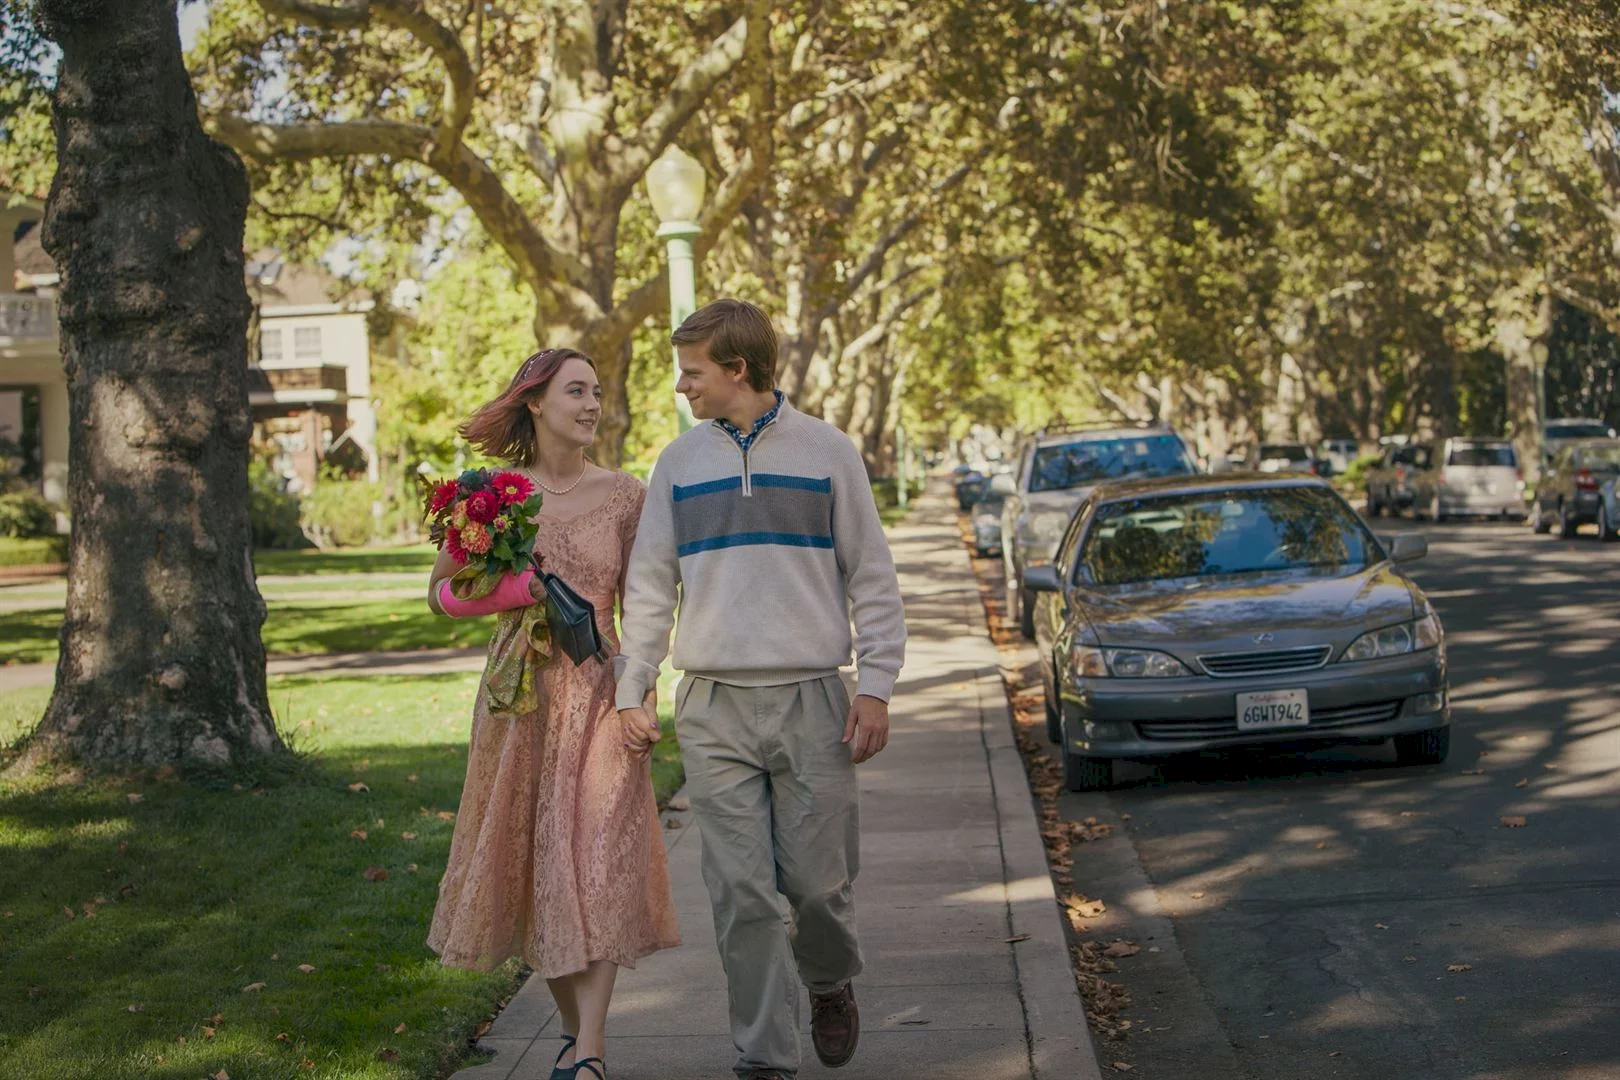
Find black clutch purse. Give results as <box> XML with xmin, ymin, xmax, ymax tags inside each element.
<box><xmin>529</xmin><ymin>552</ymin><xmax>610</xmax><ymax>666</ymax></box>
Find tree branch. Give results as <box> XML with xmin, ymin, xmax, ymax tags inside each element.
<box><xmin>613</xmin><ymin>5</ymin><xmax>756</xmax><ymax>191</ymax></box>
<box><xmin>256</xmin><ymin>0</ymin><xmax>476</xmax><ymax>153</ymax></box>
<box><xmin>211</xmin><ymin>115</ymin><xmax>590</xmax><ymax>296</ymax></box>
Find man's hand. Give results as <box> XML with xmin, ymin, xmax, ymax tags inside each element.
<box><xmin>620</xmin><ymin>699</ymin><xmax>661</xmax><ymax>758</ymax></box>
<box><xmin>842</xmin><ymin>694</ymin><xmax>890</xmax><ymax>764</ymax></box>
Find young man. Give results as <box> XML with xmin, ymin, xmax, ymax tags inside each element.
<box><xmin>616</xmin><ymin>298</ymin><xmax>906</xmax><ymax>1079</ymax></box>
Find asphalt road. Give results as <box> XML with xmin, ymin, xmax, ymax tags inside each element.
<box><xmin>1010</xmin><ymin>515</ymin><xmax>1620</xmax><ymax>1079</ymax></box>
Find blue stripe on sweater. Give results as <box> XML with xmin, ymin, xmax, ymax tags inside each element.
<box><xmin>673</xmin><ymin>476</ymin><xmax>743</xmax><ymax>502</ymax></box>
<box><xmin>677</xmin><ymin>532</ymin><xmax>836</xmax><ymax>557</ymax></box>
<box><xmin>751</xmin><ymin>473</ymin><xmax>833</xmax><ymax>494</ymax></box>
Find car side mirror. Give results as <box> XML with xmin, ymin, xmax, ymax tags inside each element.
<box><xmin>1022</xmin><ymin>565</ymin><xmax>1064</xmax><ymax>593</ymax></box>
<box><xmin>1388</xmin><ymin>534</ymin><xmax>1427</xmax><ymax>563</ymax></box>
<box><xmin>989</xmin><ymin>474</ymin><xmax>1016</xmax><ymax>496</ymax></box>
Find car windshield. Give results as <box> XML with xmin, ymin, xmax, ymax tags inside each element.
<box><xmin>1078</xmin><ymin>487</ymin><xmax>1379</xmax><ymax>586</ymax></box>
<box><xmin>1259</xmin><ymin>444</ymin><xmax>1310</xmax><ymax>460</ymax></box>
<box><xmin>1028</xmin><ymin>435</ymin><xmax>1194</xmax><ymax>493</ymax></box>
<box><xmin>1548</xmin><ymin>422</ymin><xmax>1611</xmax><ymax>438</ymax></box>
<box><xmin>1448</xmin><ymin>445</ymin><xmax>1516</xmax><ymax>467</ymax></box>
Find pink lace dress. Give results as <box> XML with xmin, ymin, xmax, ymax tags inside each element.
<box><xmin>428</xmin><ymin>471</ymin><xmax>680</xmax><ymax>976</ymax></box>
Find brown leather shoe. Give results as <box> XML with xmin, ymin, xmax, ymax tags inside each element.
<box><xmin>809</xmin><ymin>982</ymin><xmax>860</xmax><ymax>1068</ymax></box>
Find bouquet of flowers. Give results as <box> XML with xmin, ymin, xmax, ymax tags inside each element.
<box><xmin>425</xmin><ymin>468</ymin><xmax>544</xmax><ymax>574</ymax></box>
<box><xmin>423</xmin><ymin>468</ymin><xmax>550</xmax><ymax>715</ymax></box>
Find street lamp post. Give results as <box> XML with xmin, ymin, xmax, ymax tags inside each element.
<box><xmin>645</xmin><ymin>145</ymin><xmax>708</xmax><ymax>433</ymax></box>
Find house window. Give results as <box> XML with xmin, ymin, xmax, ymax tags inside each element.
<box><xmin>294</xmin><ymin>326</ymin><xmax>323</xmax><ymax>362</ymax></box>
<box><xmin>260</xmin><ymin>328</ymin><xmax>283</xmax><ymax>363</ymax></box>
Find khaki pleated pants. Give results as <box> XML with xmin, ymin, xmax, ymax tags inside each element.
<box><xmin>675</xmin><ymin>674</ymin><xmax>863</xmax><ymax>1079</ymax></box>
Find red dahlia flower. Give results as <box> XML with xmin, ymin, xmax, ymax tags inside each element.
<box><xmin>428</xmin><ymin>479</ymin><xmax>460</xmax><ymax>515</ymax></box>
<box><xmin>465</xmin><ymin>489</ymin><xmax>500</xmax><ymax>524</ymax></box>
<box><xmin>490</xmin><ymin>470</ymin><xmax>536</xmax><ymax>507</ymax></box>
<box><xmin>445</xmin><ymin>526</ymin><xmax>468</xmax><ymax>565</ymax></box>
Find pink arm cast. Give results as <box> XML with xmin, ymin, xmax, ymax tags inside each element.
<box><xmin>436</xmin><ymin>569</ymin><xmax>538</xmax><ymax>617</ymax></box>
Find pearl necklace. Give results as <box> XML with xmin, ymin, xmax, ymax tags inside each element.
<box><xmin>529</xmin><ymin>464</ymin><xmax>588</xmax><ymax>496</ymax></box>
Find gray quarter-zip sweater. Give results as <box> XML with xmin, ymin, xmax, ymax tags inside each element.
<box><xmin>614</xmin><ymin>398</ymin><xmax>906</xmax><ymax>709</ymax></box>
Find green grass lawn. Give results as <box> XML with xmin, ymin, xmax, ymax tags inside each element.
<box><xmin>253</xmin><ymin>546</ymin><xmax>439</xmax><ymax>578</ymax></box>
<box><xmin>0</xmin><ymin>671</ymin><xmax>684</xmax><ymax>1080</ymax></box>
<box><xmin>0</xmin><ymin>598</ymin><xmax>464</xmax><ymax>666</ymax></box>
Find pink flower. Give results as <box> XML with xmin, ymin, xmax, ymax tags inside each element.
<box><xmin>491</xmin><ymin>470</ymin><xmax>536</xmax><ymax>507</ymax></box>
<box><xmin>461</xmin><ymin>520</ymin><xmax>493</xmax><ymax>555</ymax></box>
<box><xmin>444</xmin><ymin>527</ymin><xmax>468</xmax><ymax>564</ymax></box>
<box><xmin>465</xmin><ymin>489</ymin><xmax>500</xmax><ymax>524</ymax></box>
<box><xmin>427</xmin><ymin>479</ymin><xmax>460</xmax><ymax>515</ymax></box>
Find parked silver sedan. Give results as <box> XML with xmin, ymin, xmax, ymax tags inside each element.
<box><xmin>1024</xmin><ymin>474</ymin><xmax>1450</xmax><ymax>790</ymax></box>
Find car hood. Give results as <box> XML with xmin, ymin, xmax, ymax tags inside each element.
<box><xmin>1077</xmin><ymin>564</ymin><xmax>1419</xmax><ymax>654</ymax></box>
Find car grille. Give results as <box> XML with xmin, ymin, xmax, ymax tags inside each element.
<box><xmin>1197</xmin><ymin>645</ymin><xmax>1332</xmax><ymax>678</ymax></box>
<box><xmin>1135</xmin><ymin>700</ymin><xmax>1404</xmax><ymax>741</ymax></box>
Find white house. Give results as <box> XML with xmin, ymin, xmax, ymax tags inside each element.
<box><xmin>0</xmin><ymin>196</ymin><xmax>378</xmax><ymax>504</ymax></box>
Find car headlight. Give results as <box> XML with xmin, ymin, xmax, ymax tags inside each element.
<box><xmin>1070</xmin><ymin>645</ymin><xmax>1190</xmax><ymax>678</ymax></box>
<box><xmin>1340</xmin><ymin>610</ymin><xmax>1443</xmax><ymax>662</ymax></box>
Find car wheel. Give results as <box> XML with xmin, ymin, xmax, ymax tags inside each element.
<box><xmin>1045</xmin><ymin>677</ymin><xmax>1062</xmax><ymax>745</ymax></box>
<box><xmin>1063</xmin><ymin>749</ymin><xmax>1116</xmax><ymax>791</ymax></box>
<box><xmin>1018</xmin><ymin>587</ymin><xmax>1036</xmax><ymax>640</ymax></box>
<box><xmin>1393</xmin><ymin>726</ymin><xmax>1451</xmax><ymax>767</ymax></box>
<box><xmin>1532</xmin><ymin>502</ymin><xmax>1552</xmax><ymax>534</ymax></box>
<box><xmin>1600</xmin><ymin>502</ymin><xmax>1618</xmax><ymax>543</ymax></box>
<box><xmin>1558</xmin><ymin>501</ymin><xmax>1579</xmax><ymax>539</ymax></box>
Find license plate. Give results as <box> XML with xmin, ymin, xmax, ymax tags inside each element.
<box><xmin>1236</xmin><ymin>689</ymin><xmax>1309</xmax><ymax>731</ymax></box>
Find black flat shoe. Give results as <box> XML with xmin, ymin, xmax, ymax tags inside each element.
<box><xmin>549</xmin><ymin>1034</ymin><xmax>577</xmax><ymax>1080</ymax></box>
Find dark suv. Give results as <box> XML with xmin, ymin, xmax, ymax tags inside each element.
<box><xmin>1000</xmin><ymin>423</ymin><xmax>1198</xmax><ymax>638</ymax></box>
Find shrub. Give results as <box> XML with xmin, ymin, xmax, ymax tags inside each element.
<box><xmin>1339</xmin><ymin>453</ymin><xmax>1384</xmax><ymax>492</ymax></box>
<box><xmin>0</xmin><ymin>490</ymin><xmax>58</xmax><ymax>539</ymax></box>
<box><xmin>0</xmin><ymin>535</ymin><xmax>68</xmax><ymax>567</ymax></box>
<box><xmin>249</xmin><ymin>461</ymin><xmax>308</xmax><ymax>550</ymax></box>
<box><xmin>300</xmin><ymin>477</ymin><xmax>385</xmax><ymax>548</ymax></box>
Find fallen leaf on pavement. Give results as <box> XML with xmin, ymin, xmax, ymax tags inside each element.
<box><xmin>242</xmin><ymin>983</ymin><xmax>266</xmax><ymax>993</ymax></box>
<box><xmin>1005</xmin><ymin>934</ymin><xmax>1031</xmax><ymax>943</ymax></box>
<box><xmin>1500</xmin><ymin>816</ymin><xmax>1528</xmax><ymax>828</ymax></box>
<box><xmin>1455</xmin><ymin>996</ymin><xmax>1468</xmax><ymax>1002</ymax></box>
<box><xmin>1461</xmin><ymin>769</ymin><xmax>1484</xmax><ymax>776</ymax></box>
<box><xmin>1447</xmin><ymin>964</ymin><xmax>1473</xmax><ymax>973</ymax></box>
<box><xmin>1329</xmin><ymin>1051</ymin><xmax>1342</xmax><ymax>1057</ymax></box>
<box><xmin>1514</xmin><ymin>778</ymin><xmax>1529</xmax><ymax>789</ymax></box>
<box><xmin>1190</xmin><ymin>891</ymin><xmax>1206</xmax><ymax>900</ymax></box>
<box><xmin>668</xmin><ymin>795</ymin><xmax>691</xmax><ymax>811</ymax></box>
<box><xmin>1112</xmin><ymin>1063</ymin><xmax>1133</xmax><ymax>1072</ymax></box>
<box><xmin>1316</xmin><ymin>841</ymin><xmax>1327</xmax><ymax>849</ymax></box>
<box><xmin>1104</xmin><ymin>941</ymin><xmax>1142</xmax><ymax>958</ymax></box>
<box><xmin>1375</xmin><ymin>923</ymin><xmax>1389</xmax><ymax>930</ymax></box>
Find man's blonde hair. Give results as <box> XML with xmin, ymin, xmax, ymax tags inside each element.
<box><xmin>672</xmin><ymin>298</ymin><xmax>777</xmax><ymax>392</ymax></box>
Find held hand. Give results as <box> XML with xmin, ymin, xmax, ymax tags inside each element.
<box><xmin>528</xmin><ymin>573</ymin><xmax>545</xmax><ymax>602</ymax></box>
<box><xmin>620</xmin><ymin>705</ymin><xmax>661</xmax><ymax>758</ymax></box>
<box><xmin>842</xmin><ymin>694</ymin><xmax>890</xmax><ymax>764</ymax></box>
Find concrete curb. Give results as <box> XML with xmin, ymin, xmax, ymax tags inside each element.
<box><xmin>952</xmin><ymin>567</ymin><xmax>1106</xmax><ymax>1080</ymax></box>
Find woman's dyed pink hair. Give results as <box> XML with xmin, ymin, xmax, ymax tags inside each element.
<box><xmin>460</xmin><ymin>348</ymin><xmax>597</xmax><ymax>466</ymax></box>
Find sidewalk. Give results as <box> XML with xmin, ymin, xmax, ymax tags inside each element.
<box><xmin>451</xmin><ymin>482</ymin><xmax>1101</xmax><ymax>1080</ymax></box>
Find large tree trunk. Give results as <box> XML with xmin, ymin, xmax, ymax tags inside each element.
<box><xmin>1496</xmin><ymin>284</ymin><xmax>1554</xmax><ymax>483</ymax></box>
<box><xmin>15</xmin><ymin>0</ymin><xmax>284</xmax><ymax>775</ymax></box>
